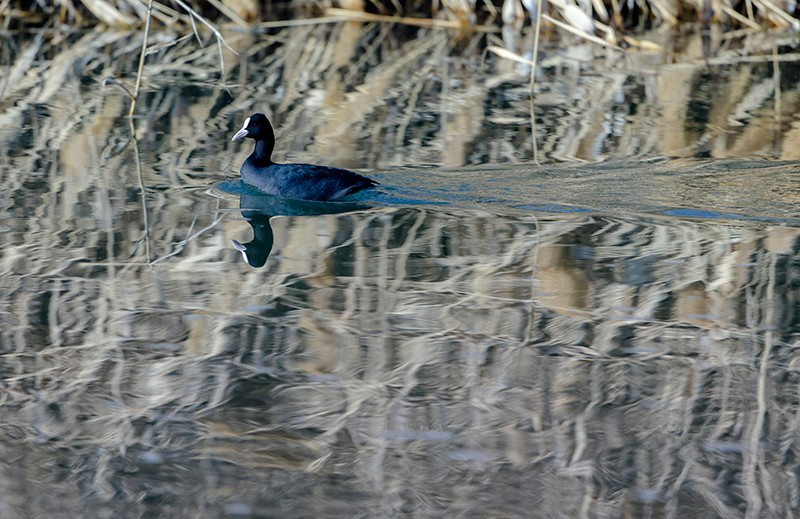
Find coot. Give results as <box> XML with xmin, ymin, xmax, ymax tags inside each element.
<box><xmin>231</xmin><ymin>113</ymin><xmax>377</xmax><ymax>201</ymax></box>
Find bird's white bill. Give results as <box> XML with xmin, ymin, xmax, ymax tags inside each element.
<box><xmin>231</xmin><ymin>117</ymin><xmax>250</xmax><ymax>141</ymax></box>
<box><xmin>231</xmin><ymin>239</ymin><xmax>248</xmax><ymax>262</ymax></box>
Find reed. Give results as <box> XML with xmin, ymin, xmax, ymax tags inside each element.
<box><xmin>3</xmin><ymin>0</ymin><xmax>799</xmax><ymax>34</ymax></box>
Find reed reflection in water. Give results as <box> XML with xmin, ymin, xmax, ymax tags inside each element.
<box><xmin>2</xmin><ymin>191</ymin><xmax>800</xmax><ymax>516</ymax></box>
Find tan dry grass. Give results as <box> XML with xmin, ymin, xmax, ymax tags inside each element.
<box><xmin>5</xmin><ymin>0</ymin><xmax>800</xmax><ymax>34</ymax></box>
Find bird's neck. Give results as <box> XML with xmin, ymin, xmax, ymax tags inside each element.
<box><xmin>251</xmin><ymin>139</ymin><xmax>274</xmax><ymax>163</ymax></box>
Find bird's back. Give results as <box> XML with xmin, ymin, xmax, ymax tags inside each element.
<box><xmin>241</xmin><ymin>160</ymin><xmax>377</xmax><ymax>201</ymax></box>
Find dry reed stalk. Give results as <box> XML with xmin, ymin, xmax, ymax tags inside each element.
<box><xmin>541</xmin><ymin>13</ymin><xmax>624</xmax><ymax>50</ymax></box>
<box><xmin>488</xmin><ymin>44</ymin><xmax>537</xmax><ymax>64</ymax></box>
<box><xmin>324</xmin><ymin>7</ymin><xmax>500</xmax><ymax>32</ymax></box>
<box><xmin>255</xmin><ymin>16</ymin><xmax>356</xmax><ymax>27</ymax></box>
<box><xmin>206</xmin><ymin>0</ymin><xmax>250</xmax><ymax>26</ymax></box>
<box><xmin>129</xmin><ymin>0</ymin><xmax>153</xmax><ymax>117</ymax></box>
<box><xmin>529</xmin><ymin>0</ymin><xmax>543</xmax><ymax>165</ymax></box>
<box><xmin>78</xmin><ymin>0</ymin><xmax>137</xmax><ymax>28</ymax></box>
<box><xmin>720</xmin><ymin>4</ymin><xmax>763</xmax><ymax>28</ymax></box>
<box><xmin>140</xmin><ymin>0</ymin><xmax>181</xmax><ymax>24</ymax></box>
<box><xmin>130</xmin><ymin>119</ymin><xmax>152</xmax><ymax>263</ymax></box>
<box><xmin>6</xmin><ymin>0</ymin><xmax>800</xmax><ymax>35</ymax></box>
<box><xmin>620</xmin><ymin>34</ymin><xmax>664</xmax><ymax>50</ymax></box>
<box><xmin>171</xmin><ymin>0</ymin><xmax>238</xmax><ymax>77</ymax></box>
<box><xmin>121</xmin><ymin>0</ymin><xmax>239</xmax><ymax>126</ymax></box>
<box><xmin>337</xmin><ymin>0</ymin><xmax>366</xmax><ymax>9</ymax></box>
<box><xmin>753</xmin><ymin>0</ymin><xmax>800</xmax><ymax>28</ymax></box>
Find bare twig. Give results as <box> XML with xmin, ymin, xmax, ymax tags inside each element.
<box><xmin>102</xmin><ymin>77</ymin><xmax>135</xmax><ymax>101</ymax></box>
<box><xmin>531</xmin><ymin>0</ymin><xmax>543</xmax><ymax>165</ymax></box>
<box><xmin>171</xmin><ymin>0</ymin><xmax>240</xmax><ymax>78</ymax></box>
<box><xmin>324</xmin><ymin>7</ymin><xmax>500</xmax><ymax>32</ymax></box>
<box><xmin>541</xmin><ymin>13</ymin><xmax>625</xmax><ymax>51</ymax></box>
<box><xmin>129</xmin><ymin>0</ymin><xmax>153</xmax><ymax>117</ymax></box>
<box><xmin>205</xmin><ymin>0</ymin><xmax>248</xmax><ymax>27</ymax></box>
<box><xmin>188</xmin><ymin>10</ymin><xmax>202</xmax><ymax>46</ymax></box>
<box><xmin>129</xmin><ymin>118</ymin><xmax>151</xmax><ymax>263</ymax></box>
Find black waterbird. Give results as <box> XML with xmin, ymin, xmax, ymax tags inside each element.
<box><xmin>231</xmin><ymin>113</ymin><xmax>377</xmax><ymax>201</ymax></box>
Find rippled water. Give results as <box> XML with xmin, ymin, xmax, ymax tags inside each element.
<box><xmin>2</xmin><ymin>24</ymin><xmax>800</xmax><ymax>518</ymax></box>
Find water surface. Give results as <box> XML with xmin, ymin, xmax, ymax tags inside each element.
<box><xmin>1</xmin><ymin>24</ymin><xmax>800</xmax><ymax>518</ymax></box>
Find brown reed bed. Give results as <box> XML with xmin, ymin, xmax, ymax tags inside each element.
<box><xmin>3</xmin><ymin>0</ymin><xmax>800</xmax><ymax>35</ymax></box>
<box><xmin>4</xmin><ymin>0</ymin><xmax>799</xmax><ymax>127</ymax></box>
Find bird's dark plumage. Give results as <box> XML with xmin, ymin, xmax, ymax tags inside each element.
<box><xmin>231</xmin><ymin>113</ymin><xmax>377</xmax><ymax>201</ymax></box>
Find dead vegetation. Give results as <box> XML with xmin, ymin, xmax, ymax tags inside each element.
<box><xmin>4</xmin><ymin>0</ymin><xmax>799</xmax><ymax>155</ymax></box>
<box><xmin>3</xmin><ymin>0</ymin><xmax>800</xmax><ymax>34</ymax></box>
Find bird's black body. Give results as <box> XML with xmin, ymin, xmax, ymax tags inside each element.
<box><xmin>232</xmin><ymin>113</ymin><xmax>377</xmax><ymax>201</ymax></box>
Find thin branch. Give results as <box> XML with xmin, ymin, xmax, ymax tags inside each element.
<box><xmin>102</xmin><ymin>77</ymin><xmax>135</xmax><ymax>101</ymax></box>
<box><xmin>128</xmin><ymin>118</ymin><xmax>151</xmax><ymax>263</ymax></box>
<box><xmin>171</xmin><ymin>0</ymin><xmax>240</xmax><ymax>78</ymax></box>
<box><xmin>129</xmin><ymin>0</ymin><xmax>153</xmax><ymax>118</ymax></box>
<box><xmin>531</xmin><ymin>0</ymin><xmax>543</xmax><ymax>165</ymax></box>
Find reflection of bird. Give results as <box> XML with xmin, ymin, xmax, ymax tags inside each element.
<box><xmin>231</xmin><ymin>113</ymin><xmax>377</xmax><ymax>201</ymax></box>
<box><xmin>231</xmin><ymin>214</ymin><xmax>274</xmax><ymax>269</ymax></box>
<box><xmin>232</xmin><ymin>192</ymin><xmax>370</xmax><ymax>268</ymax></box>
